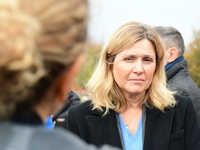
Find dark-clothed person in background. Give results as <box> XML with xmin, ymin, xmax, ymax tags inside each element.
<box><xmin>53</xmin><ymin>90</ymin><xmax>81</xmax><ymax>129</ymax></box>
<box><xmin>154</xmin><ymin>26</ymin><xmax>200</xmax><ymax>121</ymax></box>
<box><xmin>0</xmin><ymin>0</ymin><xmax>120</xmax><ymax>150</ymax></box>
<box><xmin>67</xmin><ymin>21</ymin><xmax>200</xmax><ymax>150</ymax></box>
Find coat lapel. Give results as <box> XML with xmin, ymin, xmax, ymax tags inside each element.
<box><xmin>86</xmin><ymin>109</ymin><xmax>122</xmax><ymax>149</ymax></box>
<box><xmin>144</xmin><ymin>107</ymin><xmax>175</xmax><ymax>150</ymax></box>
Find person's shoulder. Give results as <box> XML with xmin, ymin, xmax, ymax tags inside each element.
<box><xmin>0</xmin><ymin>122</ymin><xmax>120</xmax><ymax>150</ymax></box>
<box><xmin>32</xmin><ymin>127</ymin><xmax>120</xmax><ymax>150</ymax></box>
<box><xmin>174</xmin><ymin>94</ymin><xmax>189</xmax><ymax>101</ymax></box>
<box><xmin>173</xmin><ymin>94</ymin><xmax>193</xmax><ymax>111</ymax></box>
<box><xmin>0</xmin><ymin>122</ymin><xmax>90</xmax><ymax>150</ymax></box>
<box><xmin>31</xmin><ymin>127</ymin><xmax>91</xmax><ymax>150</ymax></box>
<box><xmin>38</xmin><ymin>127</ymin><xmax>78</xmax><ymax>140</ymax></box>
<box><xmin>72</xmin><ymin>100</ymin><xmax>92</xmax><ymax>111</ymax></box>
<box><xmin>174</xmin><ymin>94</ymin><xmax>190</xmax><ymax>104</ymax></box>
<box><xmin>67</xmin><ymin>100</ymin><xmax>94</xmax><ymax>117</ymax></box>
<box><xmin>68</xmin><ymin>91</ymin><xmax>81</xmax><ymax>104</ymax></box>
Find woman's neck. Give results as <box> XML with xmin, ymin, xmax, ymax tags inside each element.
<box><xmin>124</xmin><ymin>92</ymin><xmax>145</xmax><ymax>108</ymax></box>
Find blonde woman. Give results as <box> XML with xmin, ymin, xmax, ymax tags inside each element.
<box><xmin>67</xmin><ymin>21</ymin><xmax>200</xmax><ymax>150</ymax></box>
<box><xmin>0</xmin><ymin>0</ymin><xmax>119</xmax><ymax>150</ymax></box>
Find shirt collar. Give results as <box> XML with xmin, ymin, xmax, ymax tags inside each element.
<box><xmin>165</xmin><ymin>56</ymin><xmax>184</xmax><ymax>71</ymax></box>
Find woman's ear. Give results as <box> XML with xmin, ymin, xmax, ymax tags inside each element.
<box><xmin>166</xmin><ymin>47</ymin><xmax>179</xmax><ymax>63</ymax></box>
<box><xmin>55</xmin><ymin>54</ymin><xmax>85</xmax><ymax>102</ymax></box>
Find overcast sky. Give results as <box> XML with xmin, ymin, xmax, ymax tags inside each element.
<box><xmin>87</xmin><ymin>0</ymin><xmax>200</xmax><ymax>47</ymax></box>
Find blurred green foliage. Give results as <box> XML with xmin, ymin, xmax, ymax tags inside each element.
<box><xmin>75</xmin><ymin>43</ymin><xmax>102</xmax><ymax>89</ymax></box>
<box><xmin>185</xmin><ymin>30</ymin><xmax>200</xmax><ymax>88</ymax></box>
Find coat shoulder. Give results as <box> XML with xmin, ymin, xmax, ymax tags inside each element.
<box><xmin>174</xmin><ymin>94</ymin><xmax>189</xmax><ymax>103</ymax></box>
<box><xmin>172</xmin><ymin>94</ymin><xmax>195</xmax><ymax>116</ymax></box>
<box><xmin>69</xmin><ymin>100</ymin><xmax>94</xmax><ymax>116</ymax></box>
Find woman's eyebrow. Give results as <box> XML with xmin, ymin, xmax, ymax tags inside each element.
<box><xmin>123</xmin><ymin>53</ymin><xmax>155</xmax><ymax>58</ymax></box>
<box><xmin>143</xmin><ymin>54</ymin><xmax>155</xmax><ymax>58</ymax></box>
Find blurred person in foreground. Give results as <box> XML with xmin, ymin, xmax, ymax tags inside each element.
<box><xmin>67</xmin><ymin>21</ymin><xmax>200</xmax><ymax>150</ymax></box>
<box><xmin>154</xmin><ymin>26</ymin><xmax>200</xmax><ymax>121</ymax></box>
<box><xmin>0</xmin><ymin>0</ymin><xmax>120</xmax><ymax>150</ymax></box>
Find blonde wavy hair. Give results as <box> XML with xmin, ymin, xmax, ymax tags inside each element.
<box><xmin>86</xmin><ymin>21</ymin><xmax>176</xmax><ymax>115</ymax></box>
<box><xmin>0</xmin><ymin>0</ymin><xmax>87</xmax><ymax>118</ymax></box>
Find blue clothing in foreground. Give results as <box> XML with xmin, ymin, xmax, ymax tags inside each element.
<box><xmin>45</xmin><ymin>116</ymin><xmax>54</xmax><ymax>129</ymax></box>
<box><xmin>118</xmin><ymin>114</ymin><xmax>143</xmax><ymax>150</ymax></box>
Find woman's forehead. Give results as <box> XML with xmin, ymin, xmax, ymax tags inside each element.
<box><xmin>116</xmin><ymin>39</ymin><xmax>156</xmax><ymax>56</ymax></box>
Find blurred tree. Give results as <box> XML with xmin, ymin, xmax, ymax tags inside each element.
<box><xmin>185</xmin><ymin>30</ymin><xmax>200</xmax><ymax>88</ymax></box>
<box><xmin>74</xmin><ymin>43</ymin><xmax>102</xmax><ymax>89</ymax></box>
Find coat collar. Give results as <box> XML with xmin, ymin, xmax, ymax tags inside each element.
<box><xmin>87</xmin><ymin>109</ymin><xmax>123</xmax><ymax>149</ymax></box>
<box><xmin>166</xmin><ymin>59</ymin><xmax>188</xmax><ymax>81</ymax></box>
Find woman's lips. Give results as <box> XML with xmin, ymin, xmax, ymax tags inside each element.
<box><xmin>129</xmin><ymin>79</ymin><xmax>144</xmax><ymax>83</ymax></box>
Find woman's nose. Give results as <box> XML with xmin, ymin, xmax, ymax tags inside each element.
<box><xmin>132</xmin><ymin>60</ymin><xmax>143</xmax><ymax>74</ymax></box>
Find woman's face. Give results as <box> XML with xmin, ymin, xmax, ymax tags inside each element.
<box><xmin>112</xmin><ymin>39</ymin><xmax>156</xmax><ymax>96</ymax></box>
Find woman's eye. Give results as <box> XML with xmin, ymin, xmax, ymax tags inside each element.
<box><xmin>144</xmin><ymin>57</ymin><xmax>153</xmax><ymax>62</ymax></box>
<box><xmin>124</xmin><ymin>57</ymin><xmax>135</xmax><ymax>61</ymax></box>
<box><xmin>125</xmin><ymin>57</ymin><xmax>132</xmax><ymax>60</ymax></box>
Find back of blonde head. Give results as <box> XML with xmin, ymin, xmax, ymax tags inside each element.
<box><xmin>86</xmin><ymin>21</ymin><xmax>176</xmax><ymax>115</ymax></box>
<box><xmin>0</xmin><ymin>0</ymin><xmax>87</xmax><ymax>118</ymax></box>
